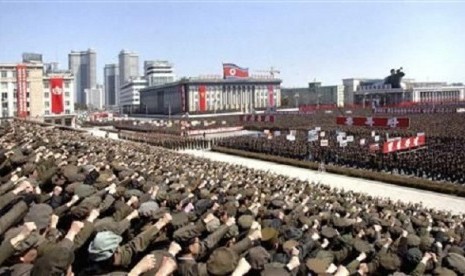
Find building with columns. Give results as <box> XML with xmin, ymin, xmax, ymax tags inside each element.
<box><xmin>139</xmin><ymin>75</ymin><xmax>281</xmax><ymax>115</ymax></box>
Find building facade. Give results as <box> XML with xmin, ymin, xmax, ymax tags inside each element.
<box><xmin>68</xmin><ymin>49</ymin><xmax>97</xmax><ymax>104</ymax></box>
<box><xmin>104</xmin><ymin>64</ymin><xmax>119</xmax><ymax>106</ymax></box>
<box><xmin>309</xmin><ymin>82</ymin><xmax>344</xmax><ymax>107</ymax></box>
<box><xmin>1</xmin><ymin>63</ymin><xmax>44</xmax><ymax>118</ymax></box>
<box><xmin>43</xmin><ymin>72</ymin><xmax>75</xmax><ymax>115</ymax></box>
<box><xmin>144</xmin><ymin>60</ymin><xmax>176</xmax><ymax>86</ymax></box>
<box><xmin>139</xmin><ymin>76</ymin><xmax>281</xmax><ymax>115</ymax></box>
<box><xmin>85</xmin><ymin>85</ymin><xmax>104</xmax><ymax>110</ymax></box>
<box><xmin>1</xmin><ymin>62</ymin><xmax>75</xmax><ymax>120</ymax></box>
<box><xmin>120</xmin><ymin>78</ymin><xmax>148</xmax><ymax>113</ymax></box>
<box><xmin>118</xmin><ymin>50</ymin><xmax>139</xmax><ymax>87</ymax></box>
<box><xmin>352</xmin><ymin>81</ymin><xmax>465</xmax><ymax>106</ymax></box>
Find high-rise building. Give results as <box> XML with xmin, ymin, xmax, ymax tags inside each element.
<box><xmin>68</xmin><ymin>49</ymin><xmax>96</xmax><ymax>104</ymax></box>
<box><xmin>85</xmin><ymin>84</ymin><xmax>104</xmax><ymax>110</ymax></box>
<box><xmin>104</xmin><ymin>64</ymin><xmax>119</xmax><ymax>106</ymax></box>
<box><xmin>118</xmin><ymin>50</ymin><xmax>139</xmax><ymax>87</ymax></box>
<box><xmin>144</xmin><ymin>60</ymin><xmax>176</xmax><ymax>86</ymax></box>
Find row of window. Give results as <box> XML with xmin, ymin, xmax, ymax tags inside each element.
<box><xmin>1</xmin><ymin>81</ymin><xmax>71</xmax><ymax>89</ymax></box>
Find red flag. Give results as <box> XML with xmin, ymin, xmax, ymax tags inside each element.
<box><xmin>223</xmin><ymin>63</ymin><xmax>249</xmax><ymax>79</ymax></box>
<box><xmin>198</xmin><ymin>85</ymin><xmax>206</xmax><ymax>112</ymax></box>
<box><xmin>50</xmin><ymin>77</ymin><xmax>64</xmax><ymax>114</ymax></box>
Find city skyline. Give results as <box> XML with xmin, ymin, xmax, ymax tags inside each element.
<box><xmin>1</xmin><ymin>1</ymin><xmax>464</xmax><ymax>87</ymax></box>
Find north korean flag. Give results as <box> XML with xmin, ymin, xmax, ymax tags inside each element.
<box><xmin>223</xmin><ymin>63</ymin><xmax>249</xmax><ymax>79</ymax></box>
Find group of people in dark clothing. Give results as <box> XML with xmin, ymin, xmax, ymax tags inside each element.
<box><xmin>0</xmin><ymin>121</ymin><xmax>465</xmax><ymax>276</ymax></box>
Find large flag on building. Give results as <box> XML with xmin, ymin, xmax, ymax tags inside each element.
<box><xmin>198</xmin><ymin>85</ymin><xmax>206</xmax><ymax>112</ymax></box>
<box><xmin>223</xmin><ymin>63</ymin><xmax>249</xmax><ymax>79</ymax></box>
<box><xmin>16</xmin><ymin>64</ymin><xmax>28</xmax><ymax>118</ymax></box>
<box><xmin>50</xmin><ymin>77</ymin><xmax>64</xmax><ymax>114</ymax></box>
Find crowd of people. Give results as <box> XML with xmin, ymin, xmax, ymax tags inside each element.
<box><xmin>0</xmin><ymin>121</ymin><xmax>465</xmax><ymax>276</ymax></box>
<box><xmin>215</xmin><ymin>112</ymin><xmax>465</xmax><ymax>184</ymax></box>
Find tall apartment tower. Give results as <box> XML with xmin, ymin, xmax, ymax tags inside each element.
<box><xmin>118</xmin><ymin>50</ymin><xmax>139</xmax><ymax>87</ymax></box>
<box><xmin>68</xmin><ymin>49</ymin><xmax>96</xmax><ymax>104</ymax></box>
<box><xmin>104</xmin><ymin>64</ymin><xmax>119</xmax><ymax>106</ymax></box>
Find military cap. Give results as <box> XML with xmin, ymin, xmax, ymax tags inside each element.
<box><xmin>353</xmin><ymin>239</ymin><xmax>372</xmax><ymax>253</ymax></box>
<box><xmin>173</xmin><ymin>224</ymin><xmax>201</xmax><ymax>245</ymax></box>
<box><xmin>24</xmin><ymin>204</ymin><xmax>53</xmax><ymax>230</ymax></box>
<box><xmin>306</xmin><ymin>258</ymin><xmax>330</xmax><ymax>274</ymax></box>
<box><xmin>32</xmin><ymin>244</ymin><xmax>75</xmax><ymax>276</ymax></box>
<box><xmin>261</xmin><ymin>227</ymin><xmax>279</xmax><ymax>244</ymax></box>
<box><xmin>406</xmin><ymin>248</ymin><xmax>422</xmax><ymax>265</ymax></box>
<box><xmin>407</xmin><ymin>234</ymin><xmax>421</xmax><ymax>247</ymax></box>
<box><xmin>332</xmin><ymin>217</ymin><xmax>353</xmax><ymax>228</ymax></box>
<box><xmin>195</xmin><ymin>199</ymin><xmax>213</xmax><ymax>216</ymax></box>
<box><xmin>433</xmin><ymin>267</ymin><xmax>457</xmax><ymax>276</ymax></box>
<box><xmin>449</xmin><ymin>246</ymin><xmax>465</xmax><ymax>256</ymax></box>
<box><xmin>246</xmin><ymin>246</ymin><xmax>271</xmax><ymax>270</ymax></box>
<box><xmin>435</xmin><ymin>231</ymin><xmax>449</xmax><ymax>243</ymax></box>
<box><xmin>74</xmin><ymin>184</ymin><xmax>96</xmax><ymax>198</ymax></box>
<box><xmin>389</xmin><ymin>226</ymin><xmax>404</xmax><ymax>238</ymax></box>
<box><xmin>445</xmin><ymin>253</ymin><xmax>465</xmax><ymax>274</ymax></box>
<box><xmin>378</xmin><ymin>252</ymin><xmax>401</xmax><ymax>271</ymax></box>
<box><xmin>283</xmin><ymin>240</ymin><xmax>299</xmax><ymax>252</ymax></box>
<box><xmin>321</xmin><ymin>226</ymin><xmax>338</xmax><ymax>239</ymax></box>
<box><xmin>238</xmin><ymin>215</ymin><xmax>254</xmax><ymax>230</ymax></box>
<box><xmin>170</xmin><ymin>212</ymin><xmax>189</xmax><ymax>229</ymax></box>
<box><xmin>206</xmin><ymin>247</ymin><xmax>239</xmax><ymax>276</ymax></box>
<box><xmin>270</xmin><ymin>199</ymin><xmax>285</xmax><ymax>208</ymax></box>
<box><xmin>419</xmin><ymin>235</ymin><xmax>434</xmax><ymax>251</ymax></box>
<box><xmin>411</xmin><ymin>216</ymin><xmax>429</xmax><ymax>228</ymax></box>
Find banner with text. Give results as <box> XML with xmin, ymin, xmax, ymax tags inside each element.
<box><xmin>16</xmin><ymin>64</ymin><xmax>27</xmax><ymax>118</ymax></box>
<box><xmin>336</xmin><ymin>116</ymin><xmax>410</xmax><ymax>128</ymax></box>
<box><xmin>382</xmin><ymin>134</ymin><xmax>426</xmax><ymax>154</ymax></box>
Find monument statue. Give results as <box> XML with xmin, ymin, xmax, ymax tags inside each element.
<box><xmin>384</xmin><ymin>67</ymin><xmax>405</xmax><ymax>89</ymax></box>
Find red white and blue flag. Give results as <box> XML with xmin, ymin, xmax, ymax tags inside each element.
<box><xmin>223</xmin><ymin>63</ymin><xmax>249</xmax><ymax>79</ymax></box>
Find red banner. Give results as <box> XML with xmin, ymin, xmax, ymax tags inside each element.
<box><xmin>50</xmin><ymin>77</ymin><xmax>64</xmax><ymax>114</ymax></box>
<box><xmin>239</xmin><ymin>115</ymin><xmax>275</xmax><ymax>123</ymax></box>
<box><xmin>336</xmin><ymin>116</ymin><xmax>410</xmax><ymax>128</ymax></box>
<box><xmin>382</xmin><ymin>134</ymin><xmax>426</xmax><ymax>154</ymax></box>
<box><xmin>198</xmin><ymin>85</ymin><xmax>206</xmax><ymax>112</ymax></box>
<box><xmin>268</xmin><ymin>85</ymin><xmax>274</xmax><ymax>107</ymax></box>
<box><xmin>16</xmin><ymin>64</ymin><xmax>27</xmax><ymax>118</ymax></box>
<box><xmin>223</xmin><ymin>63</ymin><xmax>249</xmax><ymax>79</ymax></box>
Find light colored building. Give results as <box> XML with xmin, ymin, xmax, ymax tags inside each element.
<box><xmin>119</xmin><ymin>78</ymin><xmax>147</xmax><ymax>112</ymax></box>
<box><xmin>118</xmin><ymin>50</ymin><xmax>139</xmax><ymax>87</ymax></box>
<box><xmin>68</xmin><ymin>49</ymin><xmax>97</xmax><ymax>104</ymax></box>
<box><xmin>85</xmin><ymin>85</ymin><xmax>104</xmax><ymax>110</ymax></box>
<box><xmin>144</xmin><ymin>60</ymin><xmax>176</xmax><ymax>86</ymax></box>
<box><xmin>104</xmin><ymin>64</ymin><xmax>119</xmax><ymax>106</ymax></box>
<box><xmin>139</xmin><ymin>76</ymin><xmax>281</xmax><ymax>115</ymax></box>
<box><xmin>351</xmin><ymin>80</ymin><xmax>465</xmax><ymax>106</ymax></box>
<box><xmin>0</xmin><ymin>61</ymin><xmax>76</xmax><ymax>126</ymax></box>
<box><xmin>43</xmin><ymin>71</ymin><xmax>75</xmax><ymax>115</ymax></box>
<box><xmin>0</xmin><ymin>63</ymin><xmax>44</xmax><ymax>118</ymax></box>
